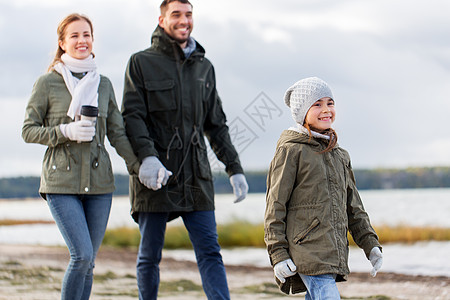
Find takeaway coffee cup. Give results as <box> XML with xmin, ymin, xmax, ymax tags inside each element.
<box><xmin>80</xmin><ymin>105</ymin><xmax>98</xmax><ymax>126</ymax></box>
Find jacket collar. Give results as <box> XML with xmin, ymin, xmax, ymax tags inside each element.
<box><xmin>150</xmin><ymin>25</ymin><xmax>205</xmax><ymax>60</ymax></box>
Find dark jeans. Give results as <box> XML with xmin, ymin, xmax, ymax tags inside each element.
<box><xmin>47</xmin><ymin>193</ymin><xmax>112</xmax><ymax>300</ymax></box>
<box><xmin>137</xmin><ymin>211</ymin><xmax>230</xmax><ymax>300</ymax></box>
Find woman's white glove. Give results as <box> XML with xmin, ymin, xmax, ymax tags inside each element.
<box><xmin>369</xmin><ymin>247</ymin><xmax>383</xmax><ymax>277</ymax></box>
<box><xmin>139</xmin><ymin>156</ymin><xmax>172</xmax><ymax>191</ymax></box>
<box><xmin>229</xmin><ymin>173</ymin><xmax>249</xmax><ymax>203</ymax></box>
<box><xmin>60</xmin><ymin>120</ymin><xmax>95</xmax><ymax>143</ymax></box>
<box><xmin>273</xmin><ymin>259</ymin><xmax>297</xmax><ymax>283</ymax></box>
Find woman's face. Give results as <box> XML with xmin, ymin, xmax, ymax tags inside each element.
<box><xmin>59</xmin><ymin>19</ymin><xmax>93</xmax><ymax>60</ymax></box>
<box><xmin>304</xmin><ymin>97</ymin><xmax>335</xmax><ymax>131</ymax></box>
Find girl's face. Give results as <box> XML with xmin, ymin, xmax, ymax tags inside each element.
<box><xmin>304</xmin><ymin>97</ymin><xmax>335</xmax><ymax>131</ymax></box>
<box><xmin>59</xmin><ymin>20</ymin><xmax>93</xmax><ymax>60</ymax></box>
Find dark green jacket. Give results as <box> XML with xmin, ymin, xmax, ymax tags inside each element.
<box><xmin>122</xmin><ymin>26</ymin><xmax>243</xmax><ymax>220</ymax></box>
<box><xmin>22</xmin><ymin>71</ymin><xmax>140</xmax><ymax>198</ymax></box>
<box><xmin>264</xmin><ymin>130</ymin><xmax>381</xmax><ymax>294</ymax></box>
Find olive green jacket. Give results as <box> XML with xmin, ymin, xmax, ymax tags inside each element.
<box><xmin>264</xmin><ymin>130</ymin><xmax>381</xmax><ymax>294</ymax></box>
<box><xmin>22</xmin><ymin>71</ymin><xmax>140</xmax><ymax>198</ymax></box>
<box><xmin>122</xmin><ymin>26</ymin><xmax>243</xmax><ymax>220</ymax></box>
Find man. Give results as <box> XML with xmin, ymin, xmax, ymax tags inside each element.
<box><xmin>121</xmin><ymin>1</ymin><xmax>249</xmax><ymax>299</ymax></box>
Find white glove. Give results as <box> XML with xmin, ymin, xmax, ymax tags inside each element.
<box><xmin>229</xmin><ymin>173</ymin><xmax>248</xmax><ymax>203</ymax></box>
<box><xmin>60</xmin><ymin>120</ymin><xmax>95</xmax><ymax>143</ymax></box>
<box><xmin>369</xmin><ymin>247</ymin><xmax>383</xmax><ymax>277</ymax></box>
<box><xmin>139</xmin><ymin>156</ymin><xmax>173</xmax><ymax>191</ymax></box>
<box><xmin>273</xmin><ymin>259</ymin><xmax>297</xmax><ymax>283</ymax></box>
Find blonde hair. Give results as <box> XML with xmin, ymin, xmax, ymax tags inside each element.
<box><xmin>48</xmin><ymin>13</ymin><xmax>94</xmax><ymax>71</ymax></box>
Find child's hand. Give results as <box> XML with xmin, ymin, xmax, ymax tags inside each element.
<box><xmin>273</xmin><ymin>259</ymin><xmax>297</xmax><ymax>283</ymax></box>
<box><xmin>369</xmin><ymin>247</ymin><xmax>383</xmax><ymax>277</ymax></box>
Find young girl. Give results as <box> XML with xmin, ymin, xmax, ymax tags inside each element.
<box><xmin>264</xmin><ymin>77</ymin><xmax>383</xmax><ymax>298</ymax></box>
<box><xmin>22</xmin><ymin>13</ymin><xmax>139</xmax><ymax>300</ymax></box>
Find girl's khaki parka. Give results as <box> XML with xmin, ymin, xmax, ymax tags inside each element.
<box><xmin>22</xmin><ymin>71</ymin><xmax>140</xmax><ymax>198</ymax></box>
<box><xmin>264</xmin><ymin>130</ymin><xmax>381</xmax><ymax>294</ymax></box>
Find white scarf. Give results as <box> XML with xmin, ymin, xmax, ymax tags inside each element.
<box><xmin>289</xmin><ymin>124</ymin><xmax>330</xmax><ymax>140</ymax></box>
<box><xmin>53</xmin><ymin>53</ymin><xmax>100</xmax><ymax>120</ymax></box>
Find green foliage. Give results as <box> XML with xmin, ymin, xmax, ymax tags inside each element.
<box><xmin>348</xmin><ymin>225</ymin><xmax>450</xmax><ymax>245</ymax></box>
<box><xmin>102</xmin><ymin>227</ymin><xmax>141</xmax><ymax>248</ymax></box>
<box><xmin>353</xmin><ymin>167</ymin><xmax>450</xmax><ymax>189</ymax></box>
<box><xmin>2</xmin><ymin>167</ymin><xmax>450</xmax><ymax>199</ymax></box>
<box><xmin>103</xmin><ymin>222</ymin><xmax>450</xmax><ymax>249</ymax></box>
<box><xmin>0</xmin><ymin>220</ymin><xmax>54</xmax><ymax>226</ymax></box>
<box><xmin>164</xmin><ymin>226</ymin><xmax>192</xmax><ymax>249</ymax></box>
<box><xmin>217</xmin><ymin>221</ymin><xmax>265</xmax><ymax>247</ymax></box>
<box><xmin>162</xmin><ymin>221</ymin><xmax>265</xmax><ymax>249</ymax></box>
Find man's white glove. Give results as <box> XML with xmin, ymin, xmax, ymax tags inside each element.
<box><xmin>369</xmin><ymin>247</ymin><xmax>383</xmax><ymax>277</ymax></box>
<box><xmin>229</xmin><ymin>173</ymin><xmax>248</xmax><ymax>203</ymax></box>
<box><xmin>60</xmin><ymin>120</ymin><xmax>95</xmax><ymax>143</ymax></box>
<box><xmin>139</xmin><ymin>156</ymin><xmax>173</xmax><ymax>191</ymax></box>
<box><xmin>273</xmin><ymin>258</ymin><xmax>297</xmax><ymax>283</ymax></box>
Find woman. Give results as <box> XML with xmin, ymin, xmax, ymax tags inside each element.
<box><xmin>22</xmin><ymin>13</ymin><xmax>139</xmax><ymax>299</ymax></box>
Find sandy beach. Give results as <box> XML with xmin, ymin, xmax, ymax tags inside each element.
<box><xmin>0</xmin><ymin>244</ymin><xmax>449</xmax><ymax>300</ymax></box>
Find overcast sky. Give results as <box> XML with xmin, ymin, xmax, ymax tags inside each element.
<box><xmin>1</xmin><ymin>0</ymin><xmax>450</xmax><ymax>177</ymax></box>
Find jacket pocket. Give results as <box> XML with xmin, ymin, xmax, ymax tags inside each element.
<box><xmin>42</xmin><ymin>145</ymin><xmax>73</xmax><ymax>189</ymax></box>
<box><xmin>293</xmin><ymin>217</ymin><xmax>320</xmax><ymax>244</ymax></box>
<box><xmin>144</xmin><ymin>79</ymin><xmax>176</xmax><ymax>112</ymax></box>
<box><xmin>91</xmin><ymin>144</ymin><xmax>114</xmax><ymax>188</ymax></box>
<box><xmin>194</xmin><ymin>146</ymin><xmax>212</xmax><ymax>181</ymax></box>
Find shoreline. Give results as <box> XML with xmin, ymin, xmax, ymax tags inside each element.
<box><xmin>0</xmin><ymin>244</ymin><xmax>449</xmax><ymax>299</ymax></box>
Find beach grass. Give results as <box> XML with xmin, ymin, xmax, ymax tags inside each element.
<box><xmin>101</xmin><ymin>221</ymin><xmax>450</xmax><ymax>249</ymax></box>
<box><xmin>369</xmin><ymin>225</ymin><xmax>450</xmax><ymax>245</ymax></box>
<box><xmin>2</xmin><ymin>218</ymin><xmax>448</xmax><ymax>248</ymax></box>
<box><xmin>0</xmin><ymin>219</ymin><xmax>54</xmax><ymax>226</ymax></box>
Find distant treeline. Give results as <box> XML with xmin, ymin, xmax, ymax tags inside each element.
<box><xmin>1</xmin><ymin>167</ymin><xmax>450</xmax><ymax>199</ymax></box>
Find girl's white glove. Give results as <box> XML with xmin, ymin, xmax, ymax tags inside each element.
<box><xmin>369</xmin><ymin>247</ymin><xmax>383</xmax><ymax>277</ymax></box>
<box><xmin>229</xmin><ymin>173</ymin><xmax>249</xmax><ymax>203</ymax></box>
<box><xmin>273</xmin><ymin>258</ymin><xmax>297</xmax><ymax>283</ymax></box>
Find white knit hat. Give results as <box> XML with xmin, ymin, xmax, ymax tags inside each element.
<box><xmin>284</xmin><ymin>77</ymin><xmax>333</xmax><ymax>125</ymax></box>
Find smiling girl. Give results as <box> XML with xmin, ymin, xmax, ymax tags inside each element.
<box><xmin>264</xmin><ymin>77</ymin><xmax>383</xmax><ymax>299</ymax></box>
<box><xmin>22</xmin><ymin>13</ymin><xmax>139</xmax><ymax>300</ymax></box>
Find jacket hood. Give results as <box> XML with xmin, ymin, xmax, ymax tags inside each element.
<box><xmin>277</xmin><ymin>130</ymin><xmax>319</xmax><ymax>148</ymax></box>
<box><xmin>277</xmin><ymin>129</ymin><xmax>339</xmax><ymax>152</ymax></box>
<box><xmin>150</xmin><ymin>25</ymin><xmax>205</xmax><ymax>59</ymax></box>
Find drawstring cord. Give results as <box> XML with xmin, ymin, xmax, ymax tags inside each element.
<box><xmin>166</xmin><ymin>127</ymin><xmax>183</xmax><ymax>160</ymax></box>
<box><xmin>170</xmin><ymin>125</ymin><xmax>204</xmax><ymax>181</ymax></box>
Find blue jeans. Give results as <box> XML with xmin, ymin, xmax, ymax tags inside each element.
<box><xmin>47</xmin><ymin>193</ymin><xmax>112</xmax><ymax>300</ymax></box>
<box><xmin>137</xmin><ymin>211</ymin><xmax>230</xmax><ymax>300</ymax></box>
<box><xmin>299</xmin><ymin>273</ymin><xmax>341</xmax><ymax>300</ymax></box>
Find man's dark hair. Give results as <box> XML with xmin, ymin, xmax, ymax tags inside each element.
<box><xmin>160</xmin><ymin>0</ymin><xmax>193</xmax><ymax>16</ymax></box>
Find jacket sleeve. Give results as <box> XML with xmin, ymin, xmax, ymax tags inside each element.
<box><xmin>22</xmin><ymin>75</ymin><xmax>68</xmax><ymax>147</ymax></box>
<box><xmin>103</xmin><ymin>78</ymin><xmax>140</xmax><ymax>175</ymax></box>
<box><xmin>121</xmin><ymin>55</ymin><xmax>159</xmax><ymax>161</ymax></box>
<box><xmin>346</xmin><ymin>161</ymin><xmax>382</xmax><ymax>258</ymax></box>
<box><xmin>264</xmin><ymin>145</ymin><xmax>297</xmax><ymax>266</ymax></box>
<box><xmin>203</xmin><ymin>66</ymin><xmax>243</xmax><ymax>176</ymax></box>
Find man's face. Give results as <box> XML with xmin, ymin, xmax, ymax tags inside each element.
<box><xmin>159</xmin><ymin>1</ymin><xmax>193</xmax><ymax>48</ymax></box>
